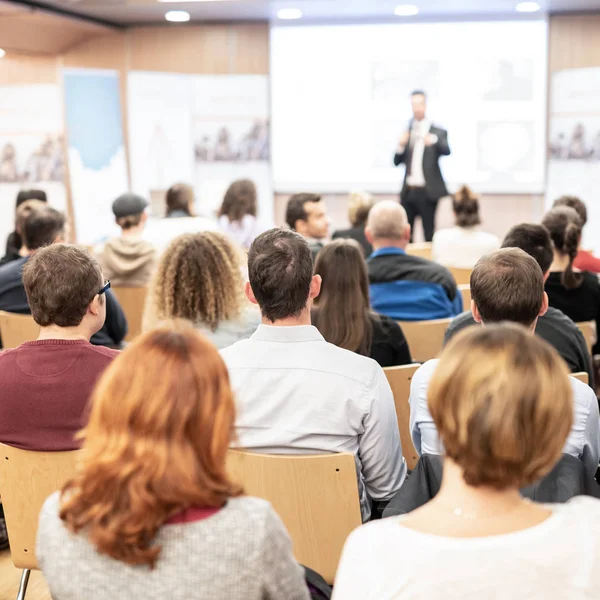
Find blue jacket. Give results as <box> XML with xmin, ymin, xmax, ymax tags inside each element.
<box><xmin>367</xmin><ymin>247</ymin><xmax>462</xmax><ymax>321</ymax></box>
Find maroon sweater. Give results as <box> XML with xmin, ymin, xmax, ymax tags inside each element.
<box><xmin>0</xmin><ymin>340</ymin><xmax>119</xmax><ymax>451</ymax></box>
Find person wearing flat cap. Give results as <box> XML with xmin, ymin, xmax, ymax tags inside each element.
<box><xmin>94</xmin><ymin>193</ymin><xmax>157</xmax><ymax>287</ymax></box>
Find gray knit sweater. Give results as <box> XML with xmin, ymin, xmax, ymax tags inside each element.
<box><xmin>37</xmin><ymin>493</ymin><xmax>310</xmax><ymax>600</ymax></box>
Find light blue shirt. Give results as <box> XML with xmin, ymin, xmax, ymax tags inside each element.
<box><xmin>409</xmin><ymin>359</ymin><xmax>600</xmax><ymax>479</ymax></box>
<box><xmin>221</xmin><ymin>325</ymin><xmax>407</xmax><ymax>521</ymax></box>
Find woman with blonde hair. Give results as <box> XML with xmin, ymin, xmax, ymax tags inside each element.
<box><xmin>143</xmin><ymin>231</ymin><xmax>260</xmax><ymax>348</ymax></box>
<box><xmin>332</xmin><ymin>191</ymin><xmax>374</xmax><ymax>256</ymax></box>
<box><xmin>334</xmin><ymin>324</ymin><xmax>600</xmax><ymax>598</ymax></box>
<box><xmin>37</xmin><ymin>325</ymin><xmax>310</xmax><ymax>600</ymax></box>
<box><xmin>432</xmin><ymin>185</ymin><xmax>499</xmax><ymax>268</ymax></box>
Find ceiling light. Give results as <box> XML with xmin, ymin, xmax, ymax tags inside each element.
<box><xmin>515</xmin><ymin>1</ymin><xmax>541</xmax><ymax>12</ymax></box>
<box><xmin>0</xmin><ymin>49</ymin><xmax>5</xmax><ymax>59</ymax></box>
<box><xmin>394</xmin><ymin>4</ymin><xmax>419</xmax><ymax>16</ymax></box>
<box><xmin>165</xmin><ymin>10</ymin><xmax>191</xmax><ymax>22</ymax></box>
<box><xmin>277</xmin><ymin>8</ymin><xmax>302</xmax><ymax>19</ymax></box>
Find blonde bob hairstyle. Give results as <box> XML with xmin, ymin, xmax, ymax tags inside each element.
<box><xmin>429</xmin><ymin>323</ymin><xmax>573</xmax><ymax>489</ymax></box>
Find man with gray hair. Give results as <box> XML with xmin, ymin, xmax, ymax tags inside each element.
<box><xmin>366</xmin><ymin>201</ymin><xmax>462</xmax><ymax>320</ymax></box>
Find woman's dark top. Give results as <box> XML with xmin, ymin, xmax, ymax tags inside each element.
<box><xmin>332</xmin><ymin>226</ymin><xmax>373</xmax><ymax>257</ymax></box>
<box><xmin>312</xmin><ymin>309</ymin><xmax>412</xmax><ymax>367</ymax></box>
<box><xmin>1</xmin><ymin>232</ymin><xmax>21</xmax><ymax>266</ymax></box>
<box><xmin>545</xmin><ymin>271</ymin><xmax>600</xmax><ymax>354</ymax></box>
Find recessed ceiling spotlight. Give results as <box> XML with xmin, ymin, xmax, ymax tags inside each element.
<box><xmin>0</xmin><ymin>49</ymin><xmax>5</xmax><ymax>59</ymax></box>
<box><xmin>394</xmin><ymin>4</ymin><xmax>419</xmax><ymax>16</ymax></box>
<box><xmin>277</xmin><ymin>8</ymin><xmax>302</xmax><ymax>19</ymax></box>
<box><xmin>165</xmin><ymin>10</ymin><xmax>191</xmax><ymax>22</ymax></box>
<box><xmin>515</xmin><ymin>1</ymin><xmax>541</xmax><ymax>12</ymax></box>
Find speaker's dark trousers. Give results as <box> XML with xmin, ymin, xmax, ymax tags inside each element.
<box><xmin>401</xmin><ymin>186</ymin><xmax>439</xmax><ymax>243</ymax></box>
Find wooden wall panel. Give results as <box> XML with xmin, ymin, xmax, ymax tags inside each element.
<box><xmin>232</xmin><ymin>23</ymin><xmax>270</xmax><ymax>74</ymax></box>
<box><xmin>549</xmin><ymin>14</ymin><xmax>600</xmax><ymax>73</ymax></box>
<box><xmin>0</xmin><ymin>55</ymin><xmax>57</xmax><ymax>84</ymax></box>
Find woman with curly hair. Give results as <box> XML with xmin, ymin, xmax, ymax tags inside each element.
<box><xmin>37</xmin><ymin>324</ymin><xmax>310</xmax><ymax>600</ymax></box>
<box><xmin>143</xmin><ymin>231</ymin><xmax>260</xmax><ymax>348</ymax></box>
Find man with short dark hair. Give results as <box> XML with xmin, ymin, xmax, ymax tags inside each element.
<box><xmin>445</xmin><ymin>223</ymin><xmax>593</xmax><ymax>382</ymax></box>
<box><xmin>221</xmin><ymin>228</ymin><xmax>406</xmax><ymax>521</ymax></box>
<box><xmin>0</xmin><ymin>243</ymin><xmax>119</xmax><ymax>451</ymax></box>
<box><xmin>410</xmin><ymin>248</ymin><xmax>600</xmax><ymax>479</ymax></box>
<box><xmin>285</xmin><ymin>193</ymin><xmax>329</xmax><ymax>261</ymax></box>
<box><xmin>0</xmin><ymin>204</ymin><xmax>127</xmax><ymax>348</ymax></box>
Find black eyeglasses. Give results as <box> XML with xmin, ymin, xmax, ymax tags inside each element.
<box><xmin>98</xmin><ymin>280</ymin><xmax>111</xmax><ymax>296</ymax></box>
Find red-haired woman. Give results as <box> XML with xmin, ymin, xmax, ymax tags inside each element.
<box><xmin>37</xmin><ymin>324</ymin><xmax>309</xmax><ymax>600</ymax></box>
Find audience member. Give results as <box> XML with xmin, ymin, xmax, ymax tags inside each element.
<box><xmin>0</xmin><ymin>205</ymin><xmax>127</xmax><ymax>348</ymax></box>
<box><xmin>431</xmin><ymin>185</ymin><xmax>499</xmax><ymax>268</ymax></box>
<box><xmin>542</xmin><ymin>206</ymin><xmax>600</xmax><ymax>355</ymax></box>
<box><xmin>312</xmin><ymin>239</ymin><xmax>411</xmax><ymax>367</ymax></box>
<box><xmin>95</xmin><ymin>193</ymin><xmax>157</xmax><ymax>287</ymax></box>
<box><xmin>334</xmin><ymin>324</ymin><xmax>600</xmax><ymax>599</ymax></box>
<box><xmin>1</xmin><ymin>199</ymin><xmax>46</xmax><ymax>266</ymax></box>
<box><xmin>285</xmin><ymin>193</ymin><xmax>329</xmax><ymax>261</ymax></box>
<box><xmin>143</xmin><ymin>232</ymin><xmax>260</xmax><ymax>349</ymax></box>
<box><xmin>0</xmin><ymin>244</ymin><xmax>119</xmax><ymax>450</ymax></box>
<box><xmin>2</xmin><ymin>189</ymin><xmax>47</xmax><ymax>265</ymax></box>
<box><xmin>38</xmin><ymin>325</ymin><xmax>310</xmax><ymax>600</ymax></box>
<box><xmin>410</xmin><ymin>249</ymin><xmax>600</xmax><ymax>478</ymax></box>
<box><xmin>553</xmin><ymin>195</ymin><xmax>600</xmax><ymax>273</ymax></box>
<box><xmin>221</xmin><ymin>229</ymin><xmax>406</xmax><ymax>521</ymax></box>
<box><xmin>332</xmin><ymin>191</ymin><xmax>374</xmax><ymax>256</ymax></box>
<box><xmin>143</xmin><ymin>183</ymin><xmax>217</xmax><ymax>253</ymax></box>
<box><xmin>366</xmin><ymin>200</ymin><xmax>462</xmax><ymax>320</ymax></box>
<box><xmin>445</xmin><ymin>223</ymin><xmax>593</xmax><ymax>382</ymax></box>
<box><xmin>218</xmin><ymin>179</ymin><xmax>267</xmax><ymax>249</ymax></box>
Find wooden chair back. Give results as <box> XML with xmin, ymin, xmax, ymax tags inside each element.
<box><xmin>406</xmin><ymin>242</ymin><xmax>432</xmax><ymax>260</ymax></box>
<box><xmin>449</xmin><ymin>267</ymin><xmax>473</xmax><ymax>286</ymax></box>
<box><xmin>0</xmin><ymin>311</ymin><xmax>39</xmax><ymax>349</ymax></box>
<box><xmin>227</xmin><ymin>450</ymin><xmax>361</xmax><ymax>584</ymax></box>
<box><xmin>576</xmin><ymin>321</ymin><xmax>596</xmax><ymax>356</ymax></box>
<box><xmin>458</xmin><ymin>284</ymin><xmax>471</xmax><ymax>310</ymax></box>
<box><xmin>571</xmin><ymin>372</ymin><xmax>589</xmax><ymax>385</ymax></box>
<box><xmin>384</xmin><ymin>365</ymin><xmax>421</xmax><ymax>470</ymax></box>
<box><xmin>111</xmin><ymin>286</ymin><xmax>148</xmax><ymax>342</ymax></box>
<box><xmin>0</xmin><ymin>444</ymin><xmax>80</xmax><ymax>570</ymax></box>
<box><xmin>397</xmin><ymin>318</ymin><xmax>452</xmax><ymax>363</ymax></box>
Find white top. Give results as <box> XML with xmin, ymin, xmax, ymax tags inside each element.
<box><xmin>406</xmin><ymin>119</ymin><xmax>431</xmax><ymax>187</ymax></box>
<box><xmin>217</xmin><ymin>214</ymin><xmax>269</xmax><ymax>250</ymax></box>
<box><xmin>332</xmin><ymin>496</ymin><xmax>600</xmax><ymax>599</ymax></box>
<box><xmin>143</xmin><ymin>216</ymin><xmax>218</xmax><ymax>254</ymax></box>
<box><xmin>432</xmin><ymin>226</ymin><xmax>500</xmax><ymax>269</ymax></box>
<box><xmin>220</xmin><ymin>325</ymin><xmax>407</xmax><ymax>521</ymax></box>
<box><xmin>409</xmin><ymin>359</ymin><xmax>600</xmax><ymax>478</ymax></box>
<box><xmin>196</xmin><ymin>308</ymin><xmax>261</xmax><ymax>350</ymax></box>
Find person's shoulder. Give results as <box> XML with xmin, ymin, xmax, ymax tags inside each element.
<box><xmin>372</xmin><ymin>313</ymin><xmax>401</xmax><ymax>334</ymax></box>
<box><xmin>84</xmin><ymin>344</ymin><xmax>121</xmax><ymax>361</ymax></box>
<box><xmin>332</xmin><ymin>228</ymin><xmax>351</xmax><ymax>239</ymax></box>
<box><xmin>569</xmin><ymin>374</ymin><xmax>596</xmax><ymax>406</ymax></box>
<box><xmin>581</xmin><ymin>271</ymin><xmax>600</xmax><ymax>290</ymax></box>
<box><xmin>220</xmin><ymin>338</ymin><xmax>253</xmax><ymax>361</ymax></box>
<box><xmin>559</xmin><ymin>496</ymin><xmax>600</xmax><ymax>525</ymax></box>
<box><xmin>415</xmin><ymin>358</ymin><xmax>439</xmax><ymax>381</ymax></box>
<box><xmin>541</xmin><ymin>306</ymin><xmax>579</xmax><ymax>332</ymax></box>
<box><xmin>342</xmin><ymin>517</ymin><xmax>405</xmax><ymax>551</ymax></box>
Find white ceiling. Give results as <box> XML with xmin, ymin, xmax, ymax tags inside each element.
<box><xmin>9</xmin><ymin>0</ymin><xmax>600</xmax><ymax>25</ymax></box>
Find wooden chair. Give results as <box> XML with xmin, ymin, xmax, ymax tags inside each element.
<box><xmin>0</xmin><ymin>444</ymin><xmax>80</xmax><ymax>600</ymax></box>
<box><xmin>458</xmin><ymin>284</ymin><xmax>471</xmax><ymax>310</ymax></box>
<box><xmin>0</xmin><ymin>312</ymin><xmax>39</xmax><ymax>349</ymax></box>
<box><xmin>406</xmin><ymin>242</ymin><xmax>432</xmax><ymax>260</ymax></box>
<box><xmin>571</xmin><ymin>372</ymin><xmax>589</xmax><ymax>385</ymax></box>
<box><xmin>576</xmin><ymin>321</ymin><xmax>596</xmax><ymax>356</ymax></box>
<box><xmin>449</xmin><ymin>267</ymin><xmax>473</xmax><ymax>286</ymax></box>
<box><xmin>227</xmin><ymin>450</ymin><xmax>361</xmax><ymax>584</ymax></box>
<box><xmin>397</xmin><ymin>318</ymin><xmax>452</xmax><ymax>363</ymax></box>
<box><xmin>111</xmin><ymin>286</ymin><xmax>148</xmax><ymax>342</ymax></box>
<box><xmin>384</xmin><ymin>365</ymin><xmax>421</xmax><ymax>470</ymax></box>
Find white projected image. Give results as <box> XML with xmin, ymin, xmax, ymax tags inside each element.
<box><xmin>271</xmin><ymin>21</ymin><xmax>547</xmax><ymax>194</ymax></box>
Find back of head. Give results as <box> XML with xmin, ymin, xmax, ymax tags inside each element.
<box><xmin>542</xmin><ymin>206</ymin><xmax>583</xmax><ymax>290</ymax></box>
<box><xmin>347</xmin><ymin>191</ymin><xmax>374</xmax><ymax>227</ymax></box>
<box><xmin>147</xmin><ymin>231</ymin><xmax>243</xmax><ymax>331</ymax></box>
<box><xmin>23</xmin><ymin>244</ymin><xmax>103</xmax><ymax>327</ymax></box>
<box><xmin>16</xmin><ymin>188</ymin><xmax>47</xmax><ymax>208</ymax></box>
<box><xmin>248</xmin><ymin>228</ymin><xmax>313</xmax><ymax>322</ymax></box>
<box><xmin>429</xmin><ymin>323</ymin><xmax>572</xmax><ymax>489</ymax></box>
<box><xmin>15</xmin><ymin>199</ymin><xmax>46</xmax><ymax>236</ymax></box>
<box><xmin>22</xmin><ymin>205</ymin><xmax>65</xmax><ymax>250</ymax></box>
<box><xmin>553</xmin><ymin>195</ymin><xmax>587</xmax><ymax>226</ymax></box>
<box><xmin>452</xmin><ymin>185</ymin><xmax>481</xmax><ymax>228</ymax></box>
<box><xmin>59</xmin><ymin>323</ymin><xmax>241</xmax><ymax>568</ymax></box>
<box><xmin>313</xmin><ymin>239</ymin><xmax>372</xmax><ymax>354</ymax></box>
<box><xmin>501</xmin><ymin>223</ymin><xmax>553</xmax><ymax>274</ymax></box>
<box><xmin>285</xmin><ymin>193</ymin><xmax>321</xmax><ymax>230</ymax></box>
<box><xmin>365</xmin><ymin>200</ymin><xmax>408</xmax><ymax>242</ymax></box>
<box><xmin>218</xmin><ymin>179</ymin><xmax>257</xmax><ymax>222</ymax></box>
<box><xmin>165</xmin><ymin>183</ymin><xmax>194</xmax><ymax>217</ymax></box>
<box><xmin>470</xmin><ymin>248</ymin><xmax>544</xmax><ymax>327</ymax></box>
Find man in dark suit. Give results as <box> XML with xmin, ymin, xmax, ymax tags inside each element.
<box><xmin>394</xmin><ymin>90</ymin><xmax>450</xmax><ymax>242</ymax></box>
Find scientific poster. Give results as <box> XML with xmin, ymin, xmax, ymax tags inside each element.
<box><xmin>63</xmin><ymin>69</ymin><xmax>129</xmax><ymax>244</ymax></box>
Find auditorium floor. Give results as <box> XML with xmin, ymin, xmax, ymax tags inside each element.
<box><xmin>0</xmin><ymin>551</ymin><xmax>51</xmax><ymax>600</ymax></box>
